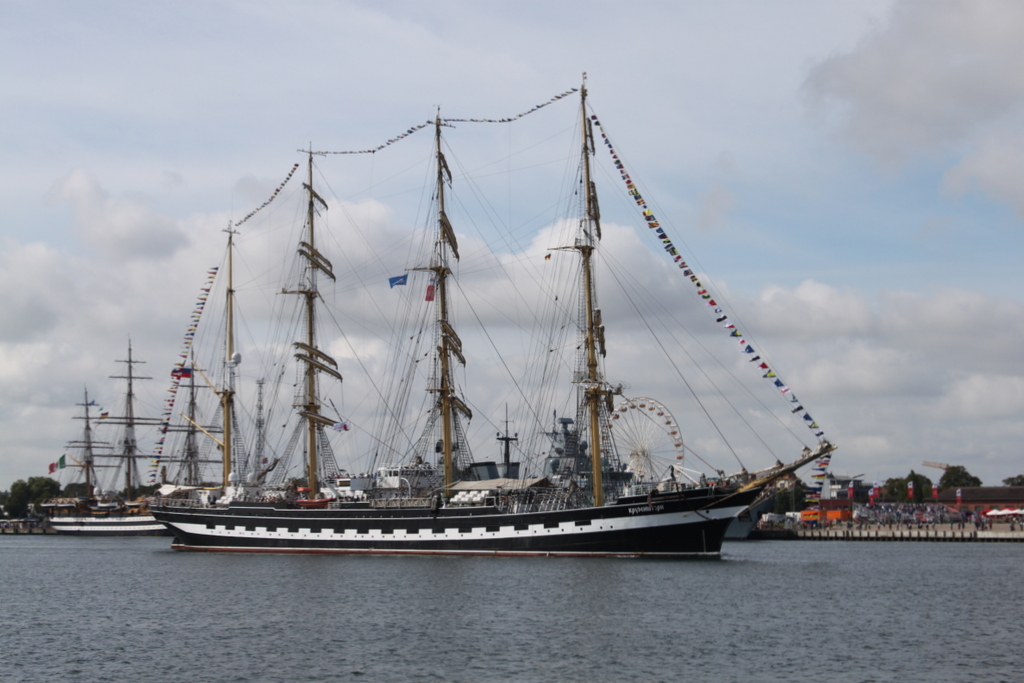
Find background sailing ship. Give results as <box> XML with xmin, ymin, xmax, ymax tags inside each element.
<box><xmin>43</xmin><ymin>343</ymin><xmax>169</xmax><ymax>535</ymax></box>
<box><xmin>150</xmin><ymin>81</ymin><xmax>833</xmax><ymax>554</ymax></box>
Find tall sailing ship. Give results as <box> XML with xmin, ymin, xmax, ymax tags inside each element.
<box><xmin>151</xmin><ymin>81</ymin><xmax>833</xmax><ymax>555</ymax></box>
<box><xmin>43</xmin><ymin>344</ymin><xmax>169</xmax><ymax>536</ymax></box>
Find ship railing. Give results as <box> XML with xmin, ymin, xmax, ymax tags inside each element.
<box><xmin>369</xmin><ymin>497</ymin><xmax>434</xmax><ymax>509</ymax></box>
<box><xmin>532</xmin><ymin>490</ymin><xmax>587</xmax><ymax>512</ymax></box>
<box><xmin>492</xmin><ymin>493</ymin><xmax>530</xmax><ymax>514</ymax></box>
<box><xmin>324</xmin><ymin>496</ymin><xmax>365</xmax><ymax>509</ymax></box>
<box><xmin>153</xmin><ymin>498</ymin><xmax>205</xmax><ymax>509</ymax></box>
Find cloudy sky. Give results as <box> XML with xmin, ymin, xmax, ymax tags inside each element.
<box><xmin>3</xmin><ymin>0</ymin><xmax>1024</xmax><ymax>493</ymax></box>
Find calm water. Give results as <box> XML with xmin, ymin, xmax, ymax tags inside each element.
<box><xmin>1</xmin><ymin>536</ymin><xmax>1020</xmax><ymax>683</ymax></box>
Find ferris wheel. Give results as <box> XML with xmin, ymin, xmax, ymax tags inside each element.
<box><xmin>609</xmin><ymin>397</ymin><xmax>686</xmax><ymax>483</ymax></box>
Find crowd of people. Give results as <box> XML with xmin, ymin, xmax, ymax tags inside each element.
<box><xmin>759</xmin><ymin>502</ymin><xmax>1019</xmax><ymax>532</ymax></box>
<box><xmin>852</xmin><ymin>503</ymin><xmax>1010</xmax><ymax>530</ymax></box>
<box><xmin>0</xmin><ymin>518</ymin><xmax>48</xmax><ymax>532</ymax></box>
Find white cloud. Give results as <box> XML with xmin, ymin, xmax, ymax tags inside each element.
<box><xmin>757</xmin><ymin>280</ymin><xmax>873</xmax><ymax>337</ymax></box>
<box><xmin>937</xmin><ymin>373</ymin><xmax>1024</xmax><ymax>419</ymax></box>
<box><xmin>943</xmin><ymin>128</ymin><xmax>1024</xmax><ymax>217</ymax></box>
<box><xmin>696</xmin><ymin>185</ymin><xmax>737</xmax><ymax>231</ymax></box>
<box><xmin>0</xmin><ymin>241</ymin><xmax>66</xmax><ymax>342</ymax></box>
<box><xmin>805</xmin><ymin>0</ymin><xmax>1024</xmax><ymax>161</ymax></box>
<box><xmin>48</xmin><ymin>170</ymin><xmax>189</xmax><ymax>260</ymax></box>
<box><xmin>735</xmin><ymin>280</ymin><xmax>1024</xmax><ymax>483</ymax></box>
<box><xmin>804</xmin><ymin>1</ymin><xmax>1024</xmax><ymax>218</ymax></box>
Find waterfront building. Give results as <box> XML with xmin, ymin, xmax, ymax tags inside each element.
<box><xmin>936</xmin><ymin>487</ymin><xmax>1024</xmax><ymax>513</ymax></box>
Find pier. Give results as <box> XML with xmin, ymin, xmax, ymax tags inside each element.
<box><xmin>0</xmin><ymin>523</ymin><xmax>55</xmax><ymax>534</ymax></box>
<box><xmin>756</xmin><ymin>525</ymin><xmax>1024</xmax><ymax>542</ymax></box>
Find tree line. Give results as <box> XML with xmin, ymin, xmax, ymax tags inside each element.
<box><xmin>0</xmin><ymin>477</ymin><xmax>60</xmax><ymax>519</ymax></box>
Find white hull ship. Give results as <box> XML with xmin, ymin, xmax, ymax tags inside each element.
<box><xmin>46</xmin><ymin>511</ymin><xmax>168</xmax><ymax>536</ymax></box>
<box><xmin>44</xmin><ymin>349</ymin><xmax>169</xmax><ymax>537</ymax></box>
<box><xmin>151</xmin><ymin>80</ymin><xmax>833</xmax><ymax>556</ymax></box>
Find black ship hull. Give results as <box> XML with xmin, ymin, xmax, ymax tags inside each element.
<box><xmin>151</xmin><ymin>486</ymin><xmax>760</xmax><ymax>556</ymax></box>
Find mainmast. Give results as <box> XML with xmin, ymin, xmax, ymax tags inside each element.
<box><xmin>424</xmin><ymin>113</ymin><xmax>471</xmax><ymax>494</ymax></box>
<box><xmin>110</xmin><ymin>341</ymin><xmax>151</xmax><ymax>500</ymax></box>
<box><xmin>576</xmin><ymin>76</ymin><xmax>612</xmax><ymax>507</ymax></box>
<box><xmin>288</xmin><ymin>151</ymin><xmax>341</xmax><ymax>498</ymax></box>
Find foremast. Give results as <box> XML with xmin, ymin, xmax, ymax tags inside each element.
<box><xmin>420</xmin><ymin>113</ymin><xmax>472</xmax><ymax>495</ymax></box>
<box><xmin>576</xmin><ymin>77</ymin><xmax>616</xmax><ymax>507</ymax></box>
<box><xmin>287</xmin><ymin>151</ymin><xmax>341</xmax><ymax>498</ymax></box>
<box><xmin>68</xmin><ymin>388</ymin><xmax>103</xmax><ymax>497</ymax></box>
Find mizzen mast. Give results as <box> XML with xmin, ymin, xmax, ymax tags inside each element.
<box><xmin>218</xmin><ymin>227</ymin><xmax>239</xmax><ymax>488</ymax></box>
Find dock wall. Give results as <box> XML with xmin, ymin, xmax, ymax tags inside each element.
<box><xmin>755</xmin><ymin>527</ymin><xmax>1024</xmax><ymax>542</ymax></box>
